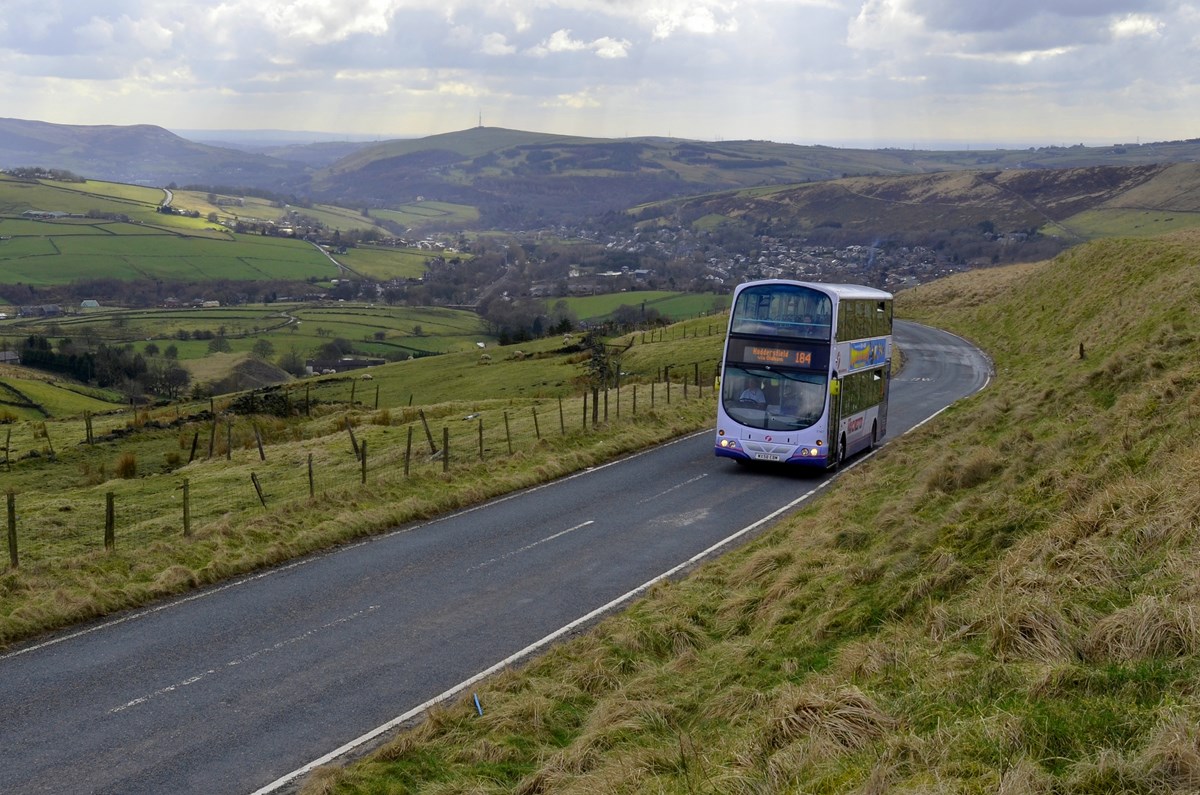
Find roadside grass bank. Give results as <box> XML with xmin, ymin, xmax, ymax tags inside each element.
<box><xmin>306</xmin><ymin>231</ymin><xmax>1200</xmax><ymax>794</ymax></box>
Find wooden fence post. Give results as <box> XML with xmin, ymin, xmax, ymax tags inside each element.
<box><xmin>442</xmin><ymin>427</ymin><xmax>450</xmax><ymax>474</ymax></box>
<box><xmin>478</xmin><ymin>417</ymin><xmax>484</xmax><ymax>460</ymax></box>
<box><xmin>254</xmin><ymin>424</ymin><xmax>265</xmax><ymax>461</ymax></box>
<box><xmin>104</xmin><ymin>492</ymin><xmax>115</xmax><ymax>552</ymax></box>
<box><xmin>188</xmin><ymin>431</ymin><xmax>199</xmax><ymax>463</ymax></box>
<box><xmin>182</xmin><ymin>479</ymin><xmax>191</xmax><ymax>537</ymax></box>
<box><xmin>404</xmin><ymin>426</ymin><xmax>413</xmax><ymax>478</ymax></box>
<box><xmin>360</xmin><ymin>440</ymin><xmax>367</xmax><ymax>484</ymax></box>
<box><xmin>350</xmin><ymin>379</ymin><xmax>357</xmax><ymax>405</ymax></box>
<box><xmin>6</xmin><ymin>491</ymin><xmax>16</xmax><ymax>569</ymax></box>
<box><xmin>375</xmin><ymin>384</ymin><xmax>380</xmax><ymax>410</ymax></box>
<box><xmin>532</xmin><ymin>406</ymin><xmax>540</xmax><ymax>440</ymax></box>
<box><xmin>251</xmin><ymin>473</ymin><xmax>267</xmax><ymax>507</ymax></box>
<box><xmin>347</xmin><ymin>418</ymin><xmax>360</xmax><ymax>459</ymax></box>
<box><xmin>503</xmin><ymin>411</ymin><xmax>512</xmax><ymax>455</ymax></box>
<box><xmin>308</xmin><ymin>453</ymin><xmax>315</xmax><ymax>498</ymax></box>
<box><xmin>558</xmin><ymin>397</ymin><xmax>565</xmax><ymax>435</ymax></box>
<box><xmin>419</xmin><ymin>409</ymin><xmax>438</xmax><ymax>454</ymax></box>
<box><xmin>226</xmin><ymin>421</ymin><xmax>233</xmax><ymax>461</ymax></box>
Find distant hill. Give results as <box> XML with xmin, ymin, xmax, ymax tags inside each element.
<box><xmin>4</xmin><ymin>118</ymin><xmax>1200</xmax><ymax>229</ymax></box>
<box><xmin>0</xmin><ymin>118</ymin><xmax>309</xmax><ymax>189</ymax></box>
<box><xmin>309</xmin><ymin>128</ymin><xmax>1200</xmax><ymax>227</ymax></box>
<box><xmin>635</xmin><ymin>162</ymin><xmax>1200</xmax><ymax>249</ymax></box>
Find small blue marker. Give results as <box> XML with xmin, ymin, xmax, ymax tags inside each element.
<box><xmin>473</xmin><ymin>693</ymin><xmax>483</xmax><ymax>716</ymax></box>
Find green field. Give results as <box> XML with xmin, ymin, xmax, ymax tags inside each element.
<box><xmin>1054</xmin><ymin>207</ymin><xmax>1200</xmax><ymax>239</ymax></box>
<box><xmin>0</xmin><ymin>175</ymin><xmax>203</xmax><ymax>230</ymax></box>
<box><xmin>372</xmin><ymin>200</ymin><xmax>480</xmax><ymax>229</ymax></box>
<box><xmin>336</xmin><ymin>245</ymin><xmax>443</xmax><ymax>280</ymax></box>
<box><xmin>0</xmin><ymin>177</ymin><xmax>469</xmax><ymax>290</ymax></box>
<box><xmin>0</xmin><ymin>370</ymin><xmax>123</xmax><ymax>420</ymax></box>
<box><xmin>169</xmin><ymin>190</ymin><xmax>390</xmax><ymax>234</ymax></box>
<box><xmin>1</xmin><ymin>230</ymin><xmax>336</xmax><ymax>285</ymax></box>
<box><xmin>0</xmin><ymin>303</ymin><xmax>494</xmax><ymax>375</ymax></box>
<box><xmin>166</xmin><ymin>192</ymin><xmax>479</xmax><ymax>235</ymax></box>
<box><xmin>549</xmin><ymin>290</ymin><xmax>729</xmax><ymax>322</ymax></box>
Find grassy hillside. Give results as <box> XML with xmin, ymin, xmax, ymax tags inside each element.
<box><xmin>0</xmin><ymin>303</ymin><xmax>494</xmax><ymax>374</ymax></box>
<box><xmin>643</xmin><ymin>163</ymin><xmax>1200</xmax><ymax>248</ymax></box>
<box><xmin>0</xmin><ymin>314</ymin><xmax>723</xmax><ymax>648</ymax></box>
<box><xmin>0</xmin><ymin>366</ymin><xmax>123</xmax><ymax>421</ymax></box>
<box><xmin>548</xmin><ymin>291</ymin><xmax>729</xmax><ymax>323</ymax></box>
<box><xmin>302</xmin><ymin>231</ymin><xmax>1200</xmax><ymax>794</ymax></box>
<box><xmin>0</xmin><ymin>176</ymin><xmax>451</xmax><ymax>292</ymax></box>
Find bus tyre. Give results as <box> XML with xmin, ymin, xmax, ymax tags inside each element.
<box><xmin>837</xmin><ymin>434</ymin><xmax>847</xmax><ymax>468</ymax></box>
<box><xmin>869</xmin><ymin>421</ymin><xmax>878</xmax><ymax>451</ymax></box>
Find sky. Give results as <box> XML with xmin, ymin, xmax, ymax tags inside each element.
<box><xmin>1</xmin><ymin>0</ymin><xmax>1197</xmax><ymax>148</ymax></box>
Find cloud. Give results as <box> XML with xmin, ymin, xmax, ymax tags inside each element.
<box><xmin>481</xmin><ymin>32</ymin><xmax>518</xmax><ymax>55</ymax></box>
<box><xmin>648</xmin><ymin>5</ymin><xmax>739</xmax><ymax>39</ymax></box>
<box><xmin>542</xmin><ymin>88</ymin><xmax>603</xmax><ymax>109</ymax></box>
<box><xmin>1110</xmin><ymin>13</ymin><xmax>1164</xmax><ymax>38</ymax></box>
<box><xmin>0</xmin><ymin>0</ymin><xmax>1195</xmax><ymax>145</ymax></box>
<box><xmin>527</xmin><ymin>29</ymin><xmax>631</xmax><ymax>58</ymax></box>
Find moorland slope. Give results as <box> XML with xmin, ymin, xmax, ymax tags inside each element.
<box><xmin>641</xmin><ymin>161</ymin><xmax>1200</xmax><ymax>249</ymax></box>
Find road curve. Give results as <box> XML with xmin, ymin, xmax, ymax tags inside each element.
<box><xmin>0</xmin><ymin>320</ymin><xmax>990</xmax><ymax>795</ymax></box>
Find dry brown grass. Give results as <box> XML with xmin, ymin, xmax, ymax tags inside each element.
<box><xmin>982</xmin><ymin>587</ymin><xmax>1080</xmax><ymax>663</ymax></box>
<box><xmin>996</xmin><ymin>757</ymin><xmax>1054</xmax><ymax>795</ymax></box>
<box><xmin>764</xmin><ymin>682</ymin><xmax>895</xmax><ymax>754</ymax></box>
<box><xmin>1139</xmin><ymin>708</ymin><xmax>1200</xmax><ymax>790</ymax></box>
<box><xmin>1084</xmin><ymin>595</ymin><xmax>1200</xmax><ymax>662</ymax></box>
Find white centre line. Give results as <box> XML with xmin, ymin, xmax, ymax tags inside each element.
<box><xmin>108</xmin><ymin>605</ymin><xmax>380</xmax><ymax>715</ymax></box>
<box><xmin>468</xmin><ymin>520</ymin><xmax>595</xmax><ymax>572</ymax></box>
<box><xmin>637</xmin><ymin>472</ymin><xmax>708</xmax><ymax>504</ymax></box>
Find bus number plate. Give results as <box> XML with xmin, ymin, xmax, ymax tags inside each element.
<box><xmin>754</xmin><ymin>453</ymin><xmax>782</xmax><ymax>461</ymax></box>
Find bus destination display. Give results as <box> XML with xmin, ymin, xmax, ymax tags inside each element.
<box><xmin>728</xmin><ymin>338</ymin><xmax>829</xmax><ymax>370</ymax></box>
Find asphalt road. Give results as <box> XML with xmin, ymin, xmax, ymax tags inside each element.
<box><xmin>0</xmin><ymin>320</ymin><xmax>990</xmax><ymax>795</ymax></box>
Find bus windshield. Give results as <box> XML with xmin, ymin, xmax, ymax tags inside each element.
<box><xmin>722</xmin><ymin>365</ymin><xmax>827</xmax><ymax>431</ymax></box>
<box><xmin>729</xmin><ymin>283</ymin><xmax>832</xmax><ymax>340</ymax></box>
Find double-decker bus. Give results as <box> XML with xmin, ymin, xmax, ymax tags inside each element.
<box><xmin>714</xmin><ymin>279</ymin><xmax>893</xmax><ymax>469</ymax></box>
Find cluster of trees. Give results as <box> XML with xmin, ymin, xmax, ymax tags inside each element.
<box><xmin>18</xmin><ymin>335</ymin><xmax>191</xmax><ymax>401</ymax></box>
<box><xmin>3</xmin><ymin>167</ymin><xmax>84</xmax><ymax>182</ymax></box>
<box><xmin>0</xmin><ymin>277</ymin><xmax>307</xmax><ymax>311</ymax></box>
